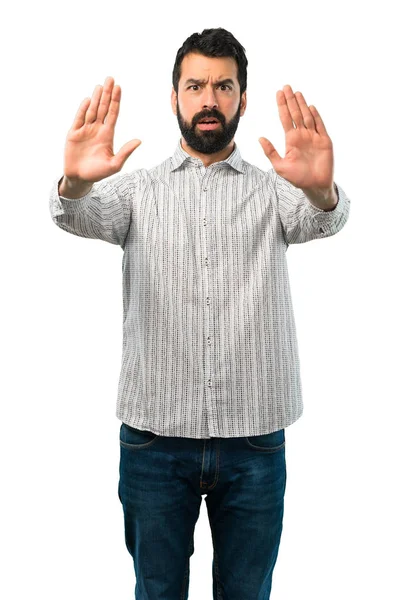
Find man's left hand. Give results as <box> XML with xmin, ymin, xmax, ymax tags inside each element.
<box><xmin>259</xmin><ymin>85</ymin><xmax>336</xmax><ymax>204</ymax></box>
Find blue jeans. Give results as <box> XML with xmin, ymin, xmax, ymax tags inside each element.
<box><xmin>118</xmin><ymin>423</ymin><xmax>287</xmax><ymax>600</ymax></box>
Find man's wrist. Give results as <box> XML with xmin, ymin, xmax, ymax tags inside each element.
<box><xmin>302</xmin><ymin>183</ymin><xmax>338</xmax><ymax>211</ymax></box>
<box><xmin>58</xmin><ymin>176</ymin><xmax>93</xmax><ymax>199</ymax></box>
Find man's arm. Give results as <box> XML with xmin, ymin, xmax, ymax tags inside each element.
<box><xmin>49</xmin><ymin>170</ymin><xmax>141</xmax><ymax>248</ymax></box>
<box><xmin>49</xmin><ymin>76</ymin><xmax>142</xmax><ymax>246</ymax></box>
<box><xmin>272</xmin><ymin>171</ymin><xmax>350</xmax><ymax>245</ymax></box>
<box><xmin>259</xmin><ymin>84</ymin><xmax>350</xmax><ymax>239</ymax></box>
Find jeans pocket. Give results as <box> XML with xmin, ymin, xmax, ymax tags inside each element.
<box><xmin>244</xmin><ymin>428</ymin><xmax>285</xmax><ymax>452</ymax></box>
<box><xmin>119</xmin><ymin>423</ymin><xmax>159</xmax><ymax>449</ymax></box>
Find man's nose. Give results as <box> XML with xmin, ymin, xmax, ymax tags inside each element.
<box><xmin>202</xmin><ymin>86</ymin><xmax>219</xmax><ymax>109</ymax></box>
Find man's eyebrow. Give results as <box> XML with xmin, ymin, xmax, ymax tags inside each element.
<box><xmin>184</xmin><ymin>78</ymin><xmax>235</xmax><ymax>87</ymax></box>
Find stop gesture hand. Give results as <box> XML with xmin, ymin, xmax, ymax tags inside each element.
<box><xmin>64</xmin><ymin>76</ymin><xmax>142</xmax><ymax>185</ymax></box>
<box><xmin>259</xmin><ymin>85</ymin><xmax>337</xmax><ymax>208</ymax></box>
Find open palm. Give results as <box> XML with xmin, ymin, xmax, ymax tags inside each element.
<box><xmin>259</xmin><ymin>85</ymin><xmax>334</xmax><ymax>191</ymax></box>
<box><xmin>64</xmin><ymin>76</ymin><xmax>141</xmax><ymax>184</ymax></box>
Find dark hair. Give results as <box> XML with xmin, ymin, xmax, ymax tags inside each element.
<box><xmin>172</xmin><ymin>28</ymin><xmax>248</xmax><ymax>97</ymax></box>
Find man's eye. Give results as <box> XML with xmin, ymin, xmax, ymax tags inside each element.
<box><xmin>188</xmin><ymin>85</ymin><xmax>232</xmax><ymax>91</ymax></box>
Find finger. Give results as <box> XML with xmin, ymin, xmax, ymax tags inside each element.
<box><xmin>294</xmin><ymin>91</ymin><xmax>316</xmax><ymax>131</ymax></box>
<box><xmin>85</xmin><ymin>84</ymin><xmax>103</xmax><ymax>124</ymax></box>
<box><xmin>309</xmin><ymin>105</ymin><xmax>329</xmax><ymax>136</ymax></box>
<box><xmin>97</xmin><ymin>76</ymin><xmax>114</xmax><ymax>123</ymax></box>
<box><xmin>112</xmin><ymin>139</ymin><xmax>142</xmax><ymax>171</ymax></box>
<box><xmin>282</xmin><ymin>84</ymin><xmax>305</xmax><ymax>129</ymax></box>
<box><xmin>71</xmin><ymin>97</ymin><xmax>91</xmax><ymax>130</ymax></box>
<box><xmin>104</xmin><ymin>84</ymin><xmax>122</xmax><ymax>129</ymax></box>
<box><xmin>276</xmin><ymin>89</ymin><xmax>295</xmax><ymax>133</ymax></box>
<box><xmin>258</xmin><ymin>137</ymin><xmax>283</xmax><ymax>168</ymax></box>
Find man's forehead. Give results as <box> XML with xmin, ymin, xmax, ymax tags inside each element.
<box><xmin>181</xmin><ymin>53</ymin><xmax>238</xmax><ymax>80</ymax></box>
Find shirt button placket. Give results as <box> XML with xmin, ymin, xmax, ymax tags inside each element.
<box><xmin>202</xmin><ymin>173</ymin><xmax>218</xmax><ymax>437</ymax></box>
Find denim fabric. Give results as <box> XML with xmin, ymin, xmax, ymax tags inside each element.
<box><xmin>118</xmin><ymin>423</ymin><xmax>287</xmax><ymax>600</ymax></box>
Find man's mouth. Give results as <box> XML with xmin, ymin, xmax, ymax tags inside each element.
<box><xmin>197</xmin><ymin>119</ymin><xmax>220</xmax><ymax>131</ymax></box>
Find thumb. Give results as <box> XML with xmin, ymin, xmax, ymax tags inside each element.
<box><xmin>258</xmin><ymin>137</ymin><xmax>282</xmax><ymax>169</ymax></box>
<box><xmin>113</xmin><ymin>139</ymin><xmax>142</xmax><ymax>170</ymax></box>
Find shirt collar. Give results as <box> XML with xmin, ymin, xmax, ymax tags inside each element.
<box><xmin>169</xmin><ymin>138</ymin><xmax>245</xmax><ymax>174</ymax></box>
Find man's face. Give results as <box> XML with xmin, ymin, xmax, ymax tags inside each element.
<box><xmin>171</xmin><ymin>52</ymin><xmax>246</xmax><ymax>155</ymax></box>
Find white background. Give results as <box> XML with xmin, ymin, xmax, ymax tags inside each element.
<box><xmin>1</xmin><ymin>1</ymin><xmax>399</xmax><ymax>598</ymax></box>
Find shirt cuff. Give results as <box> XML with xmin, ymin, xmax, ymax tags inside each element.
<box><xmin>50</xmin><ymin>175</ymin><xmax>93</xmax><ymax>216</ymax></box>
<box><xmin>307</xmin><ymin>183</ymin><xmax>348</xmax><ymax>235</ymax></box>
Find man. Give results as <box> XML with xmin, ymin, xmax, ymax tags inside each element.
<box><xmin>49</xmin><ymin>27</ymin><xmax>350</xmax><ymax>600</ymax></box>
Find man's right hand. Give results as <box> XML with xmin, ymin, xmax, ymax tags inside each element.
<box><xmin>59</xmin><ymin>76</ymin><xmax>142</xmax><ymax>198</ymax></box>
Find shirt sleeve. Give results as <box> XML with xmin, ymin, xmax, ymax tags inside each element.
<box><xmin>48</xmin><ymin>170</ymin><xmax>143</xmax><ymax>249</ymax></box>
<box><xmin>272</xmin><ymin>170</ymin><xmax>351</xmax><ymax>245</ymax></box>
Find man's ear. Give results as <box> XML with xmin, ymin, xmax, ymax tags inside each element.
<box><xmin>240</xmin><ymin>91</ymin><xmax>247</xmax><ymax>116</ymax></box>
<box><xmin>171</xmin><ymin>87</ymin><xmax>177</xmax><ymax>116</ymax></box>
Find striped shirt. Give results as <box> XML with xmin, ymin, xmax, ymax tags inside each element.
<box><xmin>49</xmin><ymin>138</ymin><xmax>351</xmax><ymax>439</ymax></box>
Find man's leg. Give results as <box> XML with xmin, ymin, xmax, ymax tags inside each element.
<box><xmin>205</xmin><ymin>429</ymin><xmax>287</xmax><ymax>600</ymax></box>
<box><xmin>118</xmin><ymin>423</ymin><xmax>202</xmax><ymax>600</ymax></box>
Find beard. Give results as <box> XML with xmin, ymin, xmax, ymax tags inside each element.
<box><xmin>176</xmin><ymin>99</ymin><xmax>242</xmax><ymax>155</ymax></box>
